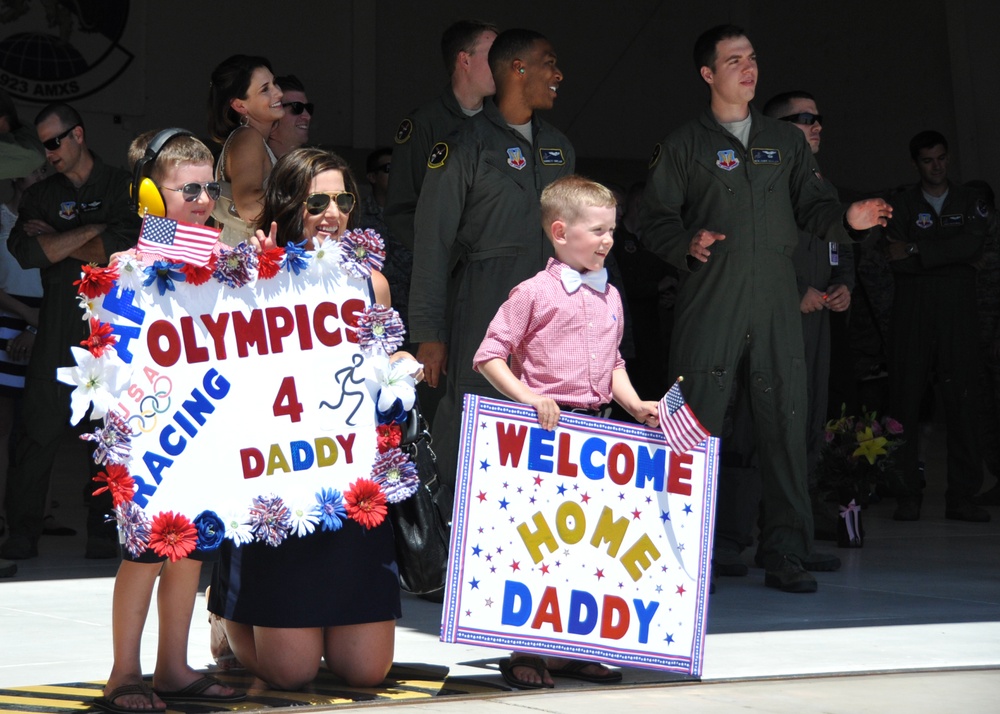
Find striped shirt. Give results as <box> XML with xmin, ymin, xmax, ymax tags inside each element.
<box><xmin>474</xmin><ymin>257</ymin><xmax>626</xmax><ymax>410</ymax></box>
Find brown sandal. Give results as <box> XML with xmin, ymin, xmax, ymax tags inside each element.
<box><xmin>498</xmin><ymin>655</ymin><xmax>555</xmax><ymax>690</ymax></box>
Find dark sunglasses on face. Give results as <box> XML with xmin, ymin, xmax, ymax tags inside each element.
<box><xmin>161</xmin><ymin>182</ymin><xmax>222</xmax><ymax>202</ymax></box>
<box><xmin>282</xmin><ymin>101</ymin><xmax>315</xmax><ymax>116</ymax></box>
<box><xmin>304</xmin><ymin>191</ymin><xmax>356</xmax><ymax>215</ymax></box>
<box><xmin>779</xmin><ymin>112</ymin><xmax>823</xmax><ymax>126</ymax></box>
<box><xmin>42</xmin><ymin>124</ymin><xmax>80</xmax><ymax>151</ymax></box>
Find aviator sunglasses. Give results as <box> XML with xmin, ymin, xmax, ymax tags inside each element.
<box><xmin>779</xmin><ymin>112</ymin><xmax>823</xmax><ymax>126</ymax></box>
<box><xmin>42</xmin><ymin>124</ymin><xmax>80</xmax><ymax>150</ymax></box>
<box><xmin>282</xmin><ymin>101</ymin><xmax>315</xmax><ymax>115</ymax></box>
<box><xmin>304</xmin><ymin>191</ymin><xmax>356</xmax><ymax>215</ymax></box>
<box><xmin>160</xmin><ymin>182</ymin><xmax>222</xmax><ymax>201</ymax></box>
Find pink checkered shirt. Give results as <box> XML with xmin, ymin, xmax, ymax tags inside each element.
<box><xmin>474</xmin><ymin>257</ymin><xmax>626</xmax><ymax>410</ymax></box>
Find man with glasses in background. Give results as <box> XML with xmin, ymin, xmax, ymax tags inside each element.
<box><xmin>762</xmin><ymin>91</ymin><xmax>854</xmax><ymax>544</ymax></box>
<box><xmin>2</xmin><ymin>103</ymin><xmax>139</xmax><ymax>561</ymax></box>
<box><xmin>268</xmin><ymin>74</ymin><xmax>313</xmax><ymax>159</ymax></box>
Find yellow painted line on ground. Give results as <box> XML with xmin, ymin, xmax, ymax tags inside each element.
<box><xmin>5</xmin><ymin>685</ymin><xmax>100</xmax><ymax>696</ymax></box>
<box><xmin>0</xmin><ymin>693</ymin><xmax>89</xmax><ymax>709</ymax></box>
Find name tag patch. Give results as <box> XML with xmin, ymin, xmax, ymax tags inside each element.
<box><xmin>940</xmin><ymin>213</ymin><xmax>964</xmax><ymax>227</ymax></box>
<box><xmin>751</xmin><ymin>148</ymin><xmax>781</xmax><ymax>165</ymax></box>
<box><xmin>539</xmin><ymin>148</ymin><xmax>565</xmax><ymax>165</ymax></box>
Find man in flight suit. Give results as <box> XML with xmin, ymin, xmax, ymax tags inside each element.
<box><xmin>641</xmin><ymin>25</ymin><xmax>891</xmax><ymax>592</ymax></box>
<box><xmin>2</xmin><ymin>103</ymin><xmax>140</xmax><ymax>560</ymax></box>
<box><xmin>409</xmin><ymin>28</ymin><xmax>575</xmax><ymax>496</ymax></box>
<box><xmin>886</xmin><ymin>130</ymin><xmax>992</xmax><ymax>523</ymax></box>
<box><xmin>384</xmin><ymin>19</ymin><xmax>499</xmax><ymax>252</ymax></box>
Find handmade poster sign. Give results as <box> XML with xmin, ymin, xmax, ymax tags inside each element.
<box><xmin>441</xmin><ymin>395</ymin><xmax>720</xmax><ymax>676</ymax></box>
<box><xmin>58</xmin><ymin>232</ymin><xmax>421</xmax><ymax>561</ymax></box>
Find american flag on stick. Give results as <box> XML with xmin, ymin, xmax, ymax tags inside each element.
<box><xmin>658</xmin><ymin>377</ymin><xmax>710</xmax><ymax>452</ymax></box>
<box><xmin>137</xmin><ymin>214</ymin><xmax>219</xmax><ymax>266</ymax></box>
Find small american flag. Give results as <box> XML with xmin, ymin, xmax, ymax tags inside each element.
<box><xmin>137</xmin><ymin>214</ymin><xmax>219</xmax><ymax>266</ymax></box>
<box><xmin>658</xmin><ymin>378</ymin><xmax>710</xmax><ymax>453</ymax></box>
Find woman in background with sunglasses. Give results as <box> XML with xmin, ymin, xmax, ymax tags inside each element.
<box><xmin>208</xmin><ymin>146</ymin><xmax>420</xmax><ymax>691</ymax></box>
<box><xmin>207</xmin><ymin>55</ymin><xmax>284</xmax><ymax>247</ymax></box>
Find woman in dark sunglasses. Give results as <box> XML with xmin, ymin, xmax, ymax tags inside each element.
<box><xmin>209</xmin><ymin>146</ymin><xmax>421</xmax><ymax>691</ymax></box>
<box><xmin>254</xmin><ymin>146</ymin><xmax>359</xmax><ymax>249</ymax></box>
<box><xmin>207</xmin><ymin>55</ymin><xmax>284</xmax><ymax>247</ymax></box>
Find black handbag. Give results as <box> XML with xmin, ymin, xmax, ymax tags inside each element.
<box><xmin>389</xmin><ymin>407</ymin><xmax>452</xmax><ymax>599</ymax></box>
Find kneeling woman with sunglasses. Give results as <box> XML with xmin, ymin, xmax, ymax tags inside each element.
<box><xmin>208</xmin><ymin>147</ymin><xmax>421</xmax><ymax>690</ymax></box>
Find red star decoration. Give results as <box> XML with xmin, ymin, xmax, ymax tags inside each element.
<box><xmin>595</xmin><ymin>568</ymin><xmax>605</xmax><ymax>580</ymax></box>
<box><xmin>540</xmin><ymin>563</ymin><xmax>550</xmax><ymax>575</ymax></box>
<box><xmin>676</xmin><ymin>584</ymin><xmax>686</xmax><ymax>596</ymax></box>
<box><xmin>533</xmin><ymin>475</ymin><xmax>543</xmax><ymax>486</ymax></box>
<box><xmin>510</xmin><ymin>560</ymin><xmax>520</xmax><ymax>572</ymax></box>
<box><xmin>477</xmin><ymin>491</ymin><xmax>488</xmax><ymax>503</ymax></box>
<box><xmin>631</xmin><ymin>508</ymin><xmax>642</xmax><ymax>520</ymax></box>
<box><xmin>581</xmin><ymin>492</ymin><xmax>591</xmax><ymax>504</ymax></box>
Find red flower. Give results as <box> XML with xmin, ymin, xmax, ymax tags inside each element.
<box><xmin>181</xmin><ymin>254</ymin><xmax>218</xmax><ymax>286</ymax></box>
<box><xmin>92</xmin><ymin>463</ymin><xmax>135</xmax><ymax>507</ymax></box>
<box><xmin>376</xmin><ymin>424</ymin><xmax>402</xmax><ymax>453</ymax></box>
<box><xmin>81</xmin><ymin>318</ymin><xmax>118</xmax><ymax>357</ymax></box>
<box><xmin>344</xmin><ymin>478</ymin><xmax>387</xmax><ymax>529</ymax></box>
<box><xmin>149</xmin><ymin>511</ymin><xmax>198</xmax><ymax>562</ymax></box>
<box><xmin>74</xmin><ymin>264</ymin><xmax>119</xmax><ymax>298</ymax></box>
<box><xmin>256</xmin><ymin>247</ymin><xmax>284</xmax><ymax>279</ymax></box>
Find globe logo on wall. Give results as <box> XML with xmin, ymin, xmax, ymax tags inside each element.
<box><xmin>0</xmin><ymin>0</ymin><xmax>133</xmax><ymax>102</ymax></box>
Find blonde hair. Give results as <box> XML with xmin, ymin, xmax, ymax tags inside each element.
<box><xmin>540</xmin><ymin>175</ymin><xmax>617</xmax><ymax>231</ymax></box>
<box><xmin>127</xmin><ymin>130</ymin><xmax>213</xmax><ymax>183</ymax></box>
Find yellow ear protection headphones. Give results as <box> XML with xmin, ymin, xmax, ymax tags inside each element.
<box><xmin>129</xmin><ymin>128</ymin><xmax>195</xmax><ymax>217</ymax></box>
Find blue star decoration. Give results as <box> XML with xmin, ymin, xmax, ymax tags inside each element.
<box><xmin>683</xmin><ymin>503</ymin><xmax>693</xmax><ymax>515</ymax></box>
<box><xmin>472</xmin><ymin>545</ymin><xmax>482</xmax><ymax>557</ymax></box>
<box><xmin>660</xmin><ymin>510</ymin><xmax>670</xmax><ymax>522</ymax></box>
<box><xmin>479</xmin><ymin>459</ymin><xmax>491</xmax><ymax>472</ymax></box>
<box><xmin>469</xmin><ymin>578</ymin><xmax>480</xmax><ymax>590</ymax></box>
<box><xmin>498</xmin><ymin>498</ymin><xmax>510</xmax><ymax>510</ymax></box>
<box><xmin>664</xmin><ymin>633</ymin><xmax>674</xmax><ymax>644</ymax></box>
<box><xmin>480</xmin><ymin>421</ymin><xmax>488</xmax><ymax>430</ymax></box>
<box><xmin>557</xmin><ymin>484</ymin><xmax>567</xmax><ymax>496</ymax></box>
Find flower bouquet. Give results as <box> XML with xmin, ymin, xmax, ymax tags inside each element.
<box><xmin>815</xmin><ymin>405</ymin><xmax>904</xmax><ymax>547</ymax></box>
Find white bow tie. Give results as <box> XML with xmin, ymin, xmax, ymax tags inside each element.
<box><xmin>561</xmin><ymin>266</ymin><xmax>608</xmax><ymax>294</ymax></box>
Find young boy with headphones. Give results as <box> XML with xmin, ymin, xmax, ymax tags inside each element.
<box><xmin>95</xmin><ymin>129</ymin><xmax>244</xmax><ymax>714</ymax></box>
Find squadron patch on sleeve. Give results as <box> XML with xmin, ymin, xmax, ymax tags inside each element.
<box><xmin>427</xmin><ymin>142</ymin><xmax>449</xmax><ymax>169</ymax></box>
<box><xmin>394</xmin><ymin>118</ymin><xmax>413</xmax><ymax>144</ymax></box>
<box><xmin>977</xmin><ymin>198</ymin><xmax>991</xmax><ymax>218</ymax></box>
<box><xmin>648</xmin><ymin>143</ymin><xmax>662</xmax><ymax>169</ymax></box>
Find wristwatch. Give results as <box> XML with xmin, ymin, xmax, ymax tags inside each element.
<box><xmin>905</xmin><ymin>243</ymin><xmax>920</xmax><ymax>256</ymax></box>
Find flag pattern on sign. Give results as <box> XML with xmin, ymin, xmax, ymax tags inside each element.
<box><xmin>658</xmin><ymin>378</ymin><xmax>710</xmax><ymax>452</ymax></box>
<box><xmin>137</xmin><ymin>214</ymin><xmax>219</xmax><ymax>266</ymax></box>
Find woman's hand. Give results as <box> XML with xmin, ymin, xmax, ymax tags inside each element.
<box><xmin>250</xmin><ymin>221</ymin><xmax>278</xmax><ymax>252</ymax></box>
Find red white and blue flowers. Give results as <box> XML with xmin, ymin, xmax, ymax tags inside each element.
<box><xmin>67</xmin><ymin>230</ymin><xmax>423</xmax><ymax>557</ymax></box>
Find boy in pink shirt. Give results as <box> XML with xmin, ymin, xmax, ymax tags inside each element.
<box><xmin>474</xmin><ymin>175</ymin><xmax>658</xmax><ymax>688</ymax></box>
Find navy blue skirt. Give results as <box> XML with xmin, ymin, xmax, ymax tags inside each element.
<box><xmin>209</xmin><ymin>518</ymin><xmax>401</xmax><ymax>628</ymax></box>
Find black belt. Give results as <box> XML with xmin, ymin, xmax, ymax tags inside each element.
<box><xmin>559</xmin><ymin>404</ymin><xmax>612</xmax><ymax>418</ymax></box>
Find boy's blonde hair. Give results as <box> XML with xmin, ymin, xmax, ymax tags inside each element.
<box><xmin>127</xmin><ymin>130</ymin><xmax>213</xmax><ymax>183</ymax></box>
<box><xmin>540</xmin><ymin>174</ymin><xmax>617</xmax><ymax>233</ymax></box>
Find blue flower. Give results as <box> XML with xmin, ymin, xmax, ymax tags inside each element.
<box><xmin>314</xmin><ymin>487</ymin><xmax>346</xmax><ymax>532</ymax></box>
<box><xmin>193</xmin><ymin>510</ymin><xmax>226</xmax><ymax>551</ymax></box>
<box><xmin>282</xmin><ymin>238</ymin><xmax>311</xmax><ymax>275</ymax></box>
<box><xmin>375</xmin><ymin>392</ymin><xmax>409</xmax><ymax>425</ymax></box>
<box><xmin>142</xmin><ymin>260</ymin><xmax>186</xmax><ymax>296</ymax></box>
